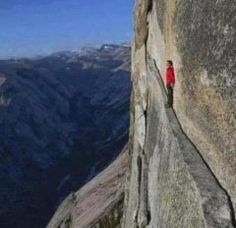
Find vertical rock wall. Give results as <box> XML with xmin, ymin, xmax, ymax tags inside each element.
<box><xmin>150</xmin><ymin>0</ymin><xmax>236</xmax><ymax>214</ymax></box>
<box><xmin>122</xmin><ymin>0</ymin><xmax>236</xmax><ymax>227</ymax></box>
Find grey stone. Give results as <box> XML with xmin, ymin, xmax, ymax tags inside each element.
<box><xmin>122</xmin><ymin>0</ymin><xmax>235</xmax><ymax>226</ymax></box>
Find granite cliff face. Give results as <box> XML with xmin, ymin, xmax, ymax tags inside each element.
<box><xmin>122</xmin><ymin>0</ymin><xmax>235</xmax><ymax>227</ymax></box>
<box><xmin>47</xmin><ymin>1</ymin><xmax>235</xmax><ymax>227</ymax></box>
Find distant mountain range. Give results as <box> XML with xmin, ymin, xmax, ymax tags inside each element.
<box><xmin>0</xmin><ymin>44</ymin><xmax>131</xmax><ymax>228</ymax></box>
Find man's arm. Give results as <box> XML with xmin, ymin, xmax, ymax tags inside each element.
<box><xmin>170</xmin><ymin>68</ymin><xmax>175</xmax><ymax>88</ymax></box>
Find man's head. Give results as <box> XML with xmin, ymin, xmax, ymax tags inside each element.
<box><xmin>167</xmin><ymin>60</ymin><xmax>173</xmax><ymax>67</ymax></box>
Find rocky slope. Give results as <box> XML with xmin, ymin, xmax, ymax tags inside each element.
<box><xmin>0</xmin><ymin>44</ymin><xmax>131</xmax><ymax>228</ymax></box>
<box><xmin>122</xmin><ymin>0</ymin><xmax>235</xmax><ymax>227</ymax></box>
<box><xmin>47</xmin><ymin>145</ymin><xmax>129</xmax><ymax>228</ymax></box>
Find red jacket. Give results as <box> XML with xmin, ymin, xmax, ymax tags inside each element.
<box><xmin>166</xmin><ymin>66</ymin><xmax>175</xmax><ymax>85</ymax></box>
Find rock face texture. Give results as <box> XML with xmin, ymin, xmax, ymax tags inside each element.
<box><xmin>0</xmin><ymin>44</ymin><xmax>131</xmax><ymax>228</ymax></box>
<box><xmin>47</xmin><ymin>146</ymin><xmax>129</xmax><ymax>228</ymax></box>
<box><xmin>122</xmin><ymin>0</ymin><xmax>235</xmax><ymax>227</ymax></box>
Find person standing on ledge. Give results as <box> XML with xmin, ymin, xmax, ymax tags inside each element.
<box><xmin>165</xmin><ymin>60</ymin><xmax>176</xmax><ymax>108</ymax></box>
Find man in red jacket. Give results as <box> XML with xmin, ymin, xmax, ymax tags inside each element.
<box><xmin>165</xmin><ymin>60</ymin><xmax>175</xmax><ymax>108</ymax></box>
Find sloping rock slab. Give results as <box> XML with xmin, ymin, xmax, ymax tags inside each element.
<box><xmin>47</xmin><ymin>146</ymin><xmax>129</xmax><ymax>228</ymax></box>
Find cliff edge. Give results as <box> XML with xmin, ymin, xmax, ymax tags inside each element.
<box><xmin>47</xmin><ymin>1</ymin><xmax>235</xmax><ymax>227</ymax></box>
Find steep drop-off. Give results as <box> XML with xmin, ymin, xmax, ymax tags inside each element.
<box><xmin>47</xmin><ymin>146</ymin><xmax>129</xmax><ymax>228</ymax></box>
<box><xmin>0</xmin><ymin>44</ymin><xmax>131</xmax><ymax>228</ymax></box>
<box><xmin>47</xmin><ymin>1</ymin><xmax>235</xmax><ymax>227</ymax></box>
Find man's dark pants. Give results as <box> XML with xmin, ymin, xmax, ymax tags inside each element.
<box><xmin>166</xmin><ymin>84</ymin><xmax>173</xmax><ymax>107</ymax></box>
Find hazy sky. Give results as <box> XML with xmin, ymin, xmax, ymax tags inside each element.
<box><xmin>0</xmin><ymin>0</ymin><xmax>134</xmax><ymax>58</ymax></box>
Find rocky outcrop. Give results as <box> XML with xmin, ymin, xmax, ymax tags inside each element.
<box><xmin>47</xmin><ymin>146</ymin><xmax>129</xmax><ymax>228</ymax></box>
<box><xmin>122</xmin><ymin>0</ymin><xmax>235</xmax><ymax>227</ymax></box>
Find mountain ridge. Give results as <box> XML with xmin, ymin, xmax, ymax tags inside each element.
<box><xmin>0</xmin><ymin>44</ymin><xmax>131</xmax><ymax>228</ymax></box>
